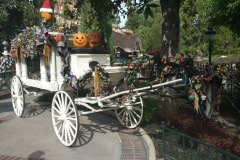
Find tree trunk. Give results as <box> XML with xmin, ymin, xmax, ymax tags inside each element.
<box><xmin>160</xmin><ymin>0</ymin><xmax>181</xmax><ymax>57</ymax></box>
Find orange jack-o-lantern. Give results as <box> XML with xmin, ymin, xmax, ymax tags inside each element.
<box><xmin>88</xmin><ymin>31</ymin><xmax>101</xmax><ymax>48</ymax></box>
<box><xmin>72</xmin><ymin>33</ymin><xmax>88</xmax><ymax>48</ymax></box>
<box><xmin>41</xmin><ymin>12</ymin><xmax>52</xmax><ymax>21</ymax></box>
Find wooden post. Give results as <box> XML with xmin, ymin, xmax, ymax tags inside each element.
<box><xmin>50</xmin><ymin>47</ymin><xmax>58</xmax><ymax>90</ymax></box>
<box><xmin>56</xmin><ymin>54</ymin><xmax>64</xmax><ymax>90</ymax></box>
<box><xmin>40</xmin><ymin>56</ymin><xmax>48</xmax><ymax>82</ymax></box>
<box><xmin>15</xmin><ymin>60</ymin><xmax>21</xmax><ymax>77</ymax></box>
<box><xmin>21</xmin><ymin>59</ymin><xmax>28</xmax><ymax>80</ymax></box>
<box><xmin>205</xmin><ymin>83</ymin><xmax>216</xmax><ymax>119</ymax></box>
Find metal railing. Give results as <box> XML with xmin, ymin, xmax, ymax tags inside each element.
<box><xmin>196</xmin><ymin>62</ymin><xmax>240</xmax><ymax>109</ymax></box>
<box><xmin>0</xmin><ymin>70</ymin><xmax>15</xmax><ymax>95</ymax></box>
<box><xmin>161</xmin><ymin>122</ymin><xmax>240</xmax><ymax>160</ymax></box>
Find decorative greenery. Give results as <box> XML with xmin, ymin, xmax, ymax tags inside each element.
<box><xmin>142</xmin><ymin>97</ymin><xmax>159</xmax><ymax>124</ymax></box>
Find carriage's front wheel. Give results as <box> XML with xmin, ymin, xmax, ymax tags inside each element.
<box><xmin>51</xmin><ymin>91</ymin><xmax>79</xmax><ymax>146</ymax></box>
<box><xmin>115</xmin><ymin>94</ymin><xmax>143</xmax><ymax>129</ymax></box>
<box><xmin>11</xmin><ymin>76</ymin><xmax>25</xmax><ymax>117</ymax></box>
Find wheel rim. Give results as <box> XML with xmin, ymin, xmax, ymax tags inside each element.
<box><xmin>11</xmin><ymin>76</ymin><xmax>25</xmax><ymax>117</ymax></box>
<box><xmin>51</xmin><ymin>91</ymin><xmax>79</xmax><ymax>146</ymax></box>
<box><xmin>115</xmin><ymin>95</ymin><xmax>143</xmax><ymax>129</ymax></box>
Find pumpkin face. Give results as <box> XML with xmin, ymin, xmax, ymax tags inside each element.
<box><xmin>73</xmin><ymin>33</ymin><xmax>88</xmax><ymax>48</ymax></box>
<box><xmin>41</xmin><ymin>12</ymin><xmax>52</xmax><ymax>21</ymax></box>
<box><xmin>88</xmin><ymin>31</ymin><xmax>101</xmax><ymax>48</ymax></box>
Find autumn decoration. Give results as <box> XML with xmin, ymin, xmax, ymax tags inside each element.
<box><xmin>39</xmin><ymin>0</ymin><xmax>53</xmax><ymax>21</ymax></box>
<box><xmin>55</xmin><ymin>34</ymin><xmax>62</xmax><ymax>43</ymax></box>
<box><xmin>41</xmin><ymin>12</ymin><xmax>52</xmax><ymax>21</ymax></box>
<box><xmin>72</xmin><ymin>33</ymin><xmax>88</xmax><ymax>48</ymax></box>
<box><xmin>88</xmin><ymin>31</ymin><xmax>101</xmax><ymax>48</ymax></box>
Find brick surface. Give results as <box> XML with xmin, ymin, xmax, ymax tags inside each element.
<box><xmin>0</xmin><ymin>154</ymin><xmax>28</xmax><ymax>160</ymax></box>
<box><xmin>118</xmin><ymin>130</ymin><xmax>147</xmax><ymax>160</ymax></box>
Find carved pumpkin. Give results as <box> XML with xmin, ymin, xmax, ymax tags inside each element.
<box><xmin>41</xmin><ymin>12</ymin><xmax>52</xmax><ymax>21</ymax></box>
<box><xmin>88</xmin><ymin>31</ymin><xmax>101</xmax><ymax>48</ymax></box>
<box><xmin>73</xmin><ymin>33</ymin><xmax>88</xmax><ymax>48</ymax></box>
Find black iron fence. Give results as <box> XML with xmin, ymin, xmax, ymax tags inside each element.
<box><xmin>161</xmin><ymin>122</ymin><xmax>240</xmax><ymax>160</ymax></box>
<box><xmin>196</xmin><ymin>62</ymin><xmax>240</xmax><ymax>109</ymax></box>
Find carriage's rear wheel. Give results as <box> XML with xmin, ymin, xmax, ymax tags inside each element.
<box><xmin>115</xmin><ymin>94</ymin><xmax>143</xmax><ymax>129</ymax></box>
<box><xmin>51</xmin><ymin>91</ymin><xmax>79</xmax><ymax>146</ymax></box>
<box><xmin>11</xmin><ymin>76</ymin><xmax>25</xmax><ymax>117</ymax></box>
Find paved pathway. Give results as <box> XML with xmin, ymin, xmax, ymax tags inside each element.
<box><xmin>0</xmin><ymin>94</ymin><xmax>154</xmax><ymax>160</ymax></box>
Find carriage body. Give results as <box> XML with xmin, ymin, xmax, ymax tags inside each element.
<box><xmin>13</xmin><ymin>32</ymin><xmax>126</xmax><ymax>92</ymax></box>
<box><xmin>10</xmin><ymin>32</ymin><xmax>183</xmax><ymax>147</ymax></box>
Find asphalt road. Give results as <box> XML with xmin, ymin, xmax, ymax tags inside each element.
<box><xmin>0</xmin><ymin>94</ymin><xmax>124</xmax><ymax>160</ymax></box>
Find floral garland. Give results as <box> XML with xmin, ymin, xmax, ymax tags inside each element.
<box><xmin>122</xmin><ymin>50</ymin><xmax>232</xmax><ymax>119</ymax></box>
<box><xmin>0</xmin><ymin>55</ymin><xmax>15</xmax><ymax>73</ymax></box>
<box><xmin>186</xmin><ymin>63</ymin><xmax>232</xmax><ymax>118</ymax></box>
<box><xmin>0</xmin><ymin>41</ymin><xmax>15</xmax><ymax>72</ymax></box>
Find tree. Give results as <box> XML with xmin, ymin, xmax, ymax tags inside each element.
<box><xmin>179</xmin><ymin>0</ymin><xmax>209</xmax><ymax>56</ymax></box>
<box><xmin>124</xmin><ymin>0</ymin><xmax>181</xmax><ymax>56</ymax></box>
<box><xmin>126</xmin><ymin>0</ymin><xmax>182</xmax><ymax>56</ymax></box>
<box><xmin>211</xmin><ymin>0</ymin><xmax>240</xmax><ymax>35</ymax></box>
<box><xmin>0</xmin><ymin>0</ymin><xmax>42</xmax><ymax>42</ymax></box>
<box><xmin>159</xmin><ymin>0</ymin><xmax>181</xmax><ymax>57</ymax></box>
<box><xmin>0</xmin><ymin>0</ymin><xmax>185</xmax><ymax>57</ymax></box>
<box><xmin>74</xmin><ymin>0</ymin><xmax>180</xmax><ymax>56</ymax></box>
<box><xmin>125</xmin><ymin>6</ymin><xmax>162</xmax><ymax>52</ymax></box>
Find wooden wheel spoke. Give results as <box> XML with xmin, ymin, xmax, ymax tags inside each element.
<box><xmin>66</xmin><ymin>117</ymin><xmax>77</xmax><ymax>121</ymax></box>
<box><xmin>129</xmin><ymin>111</ymin><xmax>138</xmax><ymax>124</ymax></box>
<box><xmin>53</xmin><ymin>106</ymin><xmax>62</xmax><ymax>115</ymax></box>
<box><xmin>131</xmin><ymin>109</ymin><xmax>141</xmax><ymax>119</ymax></box>
<box><xmin>11</xmin><ymin>76</ymin><xmax>25</xmax><ymax>117</ymax></box>
<box><xmin>67</xmin><ymin>121</ymin><xmax>76</xmax><ymax>138</ymax></box>
<box><xmin>65</xmin><ymin>102</ymin><xmax>72</xmax><ymax>114</ymax></box>
<box><xmin>115</xmin><ymin>96</ymin><xmax>143</xmax><ymax>129</ymax></box>
<box><xmin>56</xmin><ymin>122</ymin><xmax>63</xmax><ymax>134</ymax></box>
<box><xmin>51</xmin><ymin>91</ymin><xmax>79</xmax><ymax>146</ymax></box>
<box><xmin>56</xmin><ymin>94</ymin><xmax>62</xmax><ymax>107</ymax></box>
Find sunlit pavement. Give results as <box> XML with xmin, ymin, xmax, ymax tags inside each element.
<box><xmin>0</xmin><ymin>94</ymin><xmax>150</xmax><ymax>160</ymax></box>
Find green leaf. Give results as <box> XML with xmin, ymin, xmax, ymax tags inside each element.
<box><xmin>194</xmin><ymin>84</ymin><xmax>202</xmax><ymax>90</ymax></box>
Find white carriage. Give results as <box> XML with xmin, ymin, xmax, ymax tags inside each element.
<box><xmin>10</xmin><ymin>32</ymin><xmax>181</xmax><ymax>146</ymax></box>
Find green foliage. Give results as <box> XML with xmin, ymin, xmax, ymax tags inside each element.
<box><xmin>179</xmin><ymin>0</ymin><xmax>209</xmax><ymax>55</ymax></box>
<box><xmin>0</xmin><ymin>0</ymin><xmax>42</xmax><ymax>46</ymax></box>
<box><xmin>79</xmin><ymin>1</ymin><xmax>101</xmax><ymax>33</ymax></box>
<box><xmin>125</xmin><ymin>4</ymin><xmax>162</xmax><ymax>52</ymax></box>
<box><xmin>211</xmin><ymin>0</ymin><xmax>240</xmax><ymax>35</ymax></box>
<box><xmin>136</xmin><ymin>1</ymin><xmax>159</xmax><ymax>19</ymax></box>
<box><xmin>142</xmin><ymin>97</ymin><xmax>159</xmax><ymax>124</ymax></box>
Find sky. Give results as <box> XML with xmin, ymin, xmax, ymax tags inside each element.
<box><xmin>118</xmin><ymin>3</ymin><xmax>128</xmax><ymax>28</ymax></box>
<box><xmin>119</xmin><ymin>14</ymin><xmax>127</xmax><ymax>27</ymax></box>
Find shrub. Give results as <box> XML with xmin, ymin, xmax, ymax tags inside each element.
<box><xmin>142</xmin><ymin>97</ymin><xmax>159</xmax><ymax>125</ymax></box>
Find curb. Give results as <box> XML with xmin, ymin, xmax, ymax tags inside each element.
<box><xmin>139</xmin><ymin>128</ymin><xmax>156</xmax><ymax>160</ymax></box>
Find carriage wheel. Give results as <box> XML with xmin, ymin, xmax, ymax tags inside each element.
<box><xmin>115</xmin><ymin>94</ymin><xmax>143</xmax><ymax>129</ymax></box>
<box><xmin>11</xmin><ymin>76</ymin><xmax>25</xmax><ymax>117</ymax></box>
<box><xmin>51</xmin><ymin>91</ymin><xmax>79</xmax><ymax>146</ymax></box>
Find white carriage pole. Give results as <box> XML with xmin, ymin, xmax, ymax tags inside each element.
<box><xmin>56</xmin><ymin>54</ymin><xmax>64</xmax><ymax>90</ymax></box>
<box><xmin>15</xmin><ymin>60</ymin><xmax>21</xmax><ymax>77</ymax></box>
<box><xmin>50</xmin><ymin>47</ymin><xmax>58</xmax><ymax>90</ymax></box>
<box><xmin>40</xmin><ymin>56</ymin><xmax>48</xmax><ymax>82</ymax></box>
<box><xmin>76</xmin><ymin>79</ymin><xmax>183</xmax><ymax>104</ymax></box>
<box><xmin>21</xmin><ymin>58</ymin><xmax>28</xmax><ymax>80</ymax></box>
